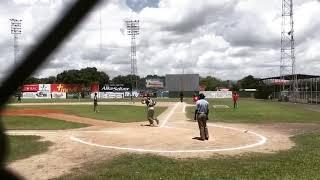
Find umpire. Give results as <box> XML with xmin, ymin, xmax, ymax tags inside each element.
<box><xmin>195</xmin><ymin>93</ymin><xmax>209</xmax><ymax>141</ymax></box>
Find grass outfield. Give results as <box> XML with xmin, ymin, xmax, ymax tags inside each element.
<box><xmin>7</xmin><ymin>135</ymin><xmax>52</xmax><ymax>162</ymax></box>
<box><xmin>56</xmin><ymin>132</ymin><xmax>320</xmax><ymax>180</ymax></box>
<box><xmin>186</xmin><ymin>99</ymin><xmax>320</xmax><ymax>123</ymax></box>
<box><xmin>8</xmin><ymin>105</ymin><xmax>167</xmax><ymax>123</ymax></box>
<box><xmin>3</xmin><ymin>116</ymin><xmax>88</xmax><ymax>130</ymax></box>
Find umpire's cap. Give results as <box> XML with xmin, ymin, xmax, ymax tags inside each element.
<box><xmin>199</xmin><ymin>93</ymin><xmax>205</xmax><ymax>99</ymax></box>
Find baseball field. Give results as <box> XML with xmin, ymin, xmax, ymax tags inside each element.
<box><xmin>3</xmin><ymin>98</ymin><xmax>320</xmax><ymax>179</ymax></box>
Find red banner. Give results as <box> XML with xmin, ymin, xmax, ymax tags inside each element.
<box><xmin>51</xmin><ymin>84</ymin><xmax>84</xmax><ymax>93</ymax></box>
<box><xmin>22</xmin><ymin>84</ymin><xmax>39</xmax><ymax>92</ymax></box>
<box><xmin>91</xmin><ymin>84</ymin><xmax>99</xmax><ymax>92</ymax></box>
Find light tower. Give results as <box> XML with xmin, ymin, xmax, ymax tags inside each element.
<box><xmin>9</xmin><ymin>19</ymin><xmax>22</xmax><ymax>65</ymax></box>
<box><xmin>125</xmin><ymin>20</ymin><xmax>139</xmax><ymax>96</ymax></box>
<box><xmin>280</xmin><ymin>0</ymin><xmax>297</xmax><ymax>99</ymax></box>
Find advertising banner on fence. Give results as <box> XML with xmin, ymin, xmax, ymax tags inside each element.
<box><xmin>36</xmin><ymin>84</ymin><xmax>51</xmax><ymax>99</ymax></box>
<box><xmin>200</xmin><ymin>91</ymin><xmax>232</xmax><ymax>99</ymax></box>
<box><xmin>51</xmin><ymin>84</ymin><xmax>84</xmax><ymax>93</ymax></box>
<box><xmin>39</xmin><ymin>84</ymin><xmax>51</xmax><ymax>92</ymax></box>
<box><xmin>22</xmin><ymin>92</ymin><xmax>36</xmax><ymax>98</ymax></box>
<box><xmin>90</xmin><ymin>92</ymin><xmax>100</xmax><ymax>99</ymax></box>
<box><xmin>51</xmin><ymin>92</ymin><xmax>67</xmax><ymax>99</ymax></box>
<box><xmin>22</xmin><ymin>84</ymin><xmax>39</xmax><ymax>92</ymax></box>
<box><xmin>146</xmin><ymin>79</ymin><xmax>164</xmax><ymax>88</ymax></box>
<box><xmin>99</xmin><ymin>92</ymin><xmax>124</xmax><ymax>99</ymax></box>
<box><xmin>34</xmin><ymin>91</ymin><xmax>51</xmax><ymax>99</ymax></box>
<box><xmin>91</xmin><ymin>84</ymin><xmax>99</xmax><ymax>92</ymax></box>
<box><xmin>100</xmin><ymin>84</ymin><xmax>130</xmax><ymax>92</ymax></box>
<box><xmin>124</xmin><ymin>91</ymin><xmax>139</xmax><ymax>98</ymax></box>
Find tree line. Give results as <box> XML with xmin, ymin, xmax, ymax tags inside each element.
<box><xmin>24</xmin><ymin>67</ymin><xmax>166</xmax><ymax>90</ymax></box>
<box><xmin>24</xmin><ymin>67</ymin><xmax>270</xmax><ymax>98</ymax></box>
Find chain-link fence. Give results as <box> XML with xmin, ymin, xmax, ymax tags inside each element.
<box><xmin>269</xmin><ymin>78</ymin><xmax>320</xmax><ymax>104</ymax></box>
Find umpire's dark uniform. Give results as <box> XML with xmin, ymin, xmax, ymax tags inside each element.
<box><xmin>195</xmin><ymin>94</ymin><xmax>209</xmax><ymax>141</ymax></box>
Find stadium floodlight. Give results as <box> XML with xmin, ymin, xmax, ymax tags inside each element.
<box><xmin>9</xmin><ymin>18</ymin><xmax>22</xmax><ymax>65</ymax></box>
<box><xmin>124</xmin><ymin>19</ymin><xmax>139</xmax><ymax>99</ymax></box>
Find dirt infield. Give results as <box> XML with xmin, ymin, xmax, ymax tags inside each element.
<box><xmin>4</xmin><ymin>102</ymin><xmax>320</xmax><ymax>179</ymax></box>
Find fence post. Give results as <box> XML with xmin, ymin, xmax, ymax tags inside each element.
<box><xmin>311</xmin><ymin>78</ymin><xmax>313</xmax><ymax>104</ymax></box>
<box><xmin>316</xmin><ymin>79</ymin><xmax>318</xmax><ymax>105</ymax></box>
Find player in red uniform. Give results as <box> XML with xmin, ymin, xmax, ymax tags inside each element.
<box><xmin>192</xmin><ymin>93</ymin><xmax>199</xmax><ymax>103</ymax></box>
<box><xmin>232</xmin><ymin>91</ymin><xmax>239</xmax><ymax>109</ymax></box>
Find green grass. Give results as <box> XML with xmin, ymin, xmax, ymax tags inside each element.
<box><xmin>3</xmin><ymin>116</ymin><xmax>88</xmax><ymax>130</ymax></box>
<box><xmin>56</xmin><ymin>132</ymin><xmax>320</xmax><ymax>180</ymax></box>
<box><xmin>7</xmin><ymin>135</ymin><xmax>52</xmax><ymax>162</ymax></box>
<box><xmin>187</xmin><ymin>99</ymin><xmax>320</xmax><ymax>123</ymax></box>
<box><xmin>8</xmin><ymin>105</ymin><xmax>167</xmax><ymax>123</ymax></box>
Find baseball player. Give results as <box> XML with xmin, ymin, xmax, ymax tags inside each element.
<box><xmin>192</xmin><ymin>93</ymin><xmax>199</xmax><ymax>103</ymax></box>
<box><xmin>232</xmin><ymin>91</ymin><xmax>239</xmax><ymax>109</ymax></box>
<box><xmin>195</xmin><ymin>93</ymin><xmax>209</xmax><ymax>141</ymax></box>
<box><xmin>17</xmin><ymin>92</ymin><xmax>22</xmax><ymax>103</ymax></box>
<box><xmin>142</xmin><ymin>96</ymin><xmax>159</xmax><ymax>127</ymax></box>
<box><xmin>93</xmin><ymin>92</ymin><xmax>98</xmax><ymax>113</ymax></box>
<box><xmin>179</xmin><ymin>91</ymin><xmax>184</xmax><ymax>102</ymax></box>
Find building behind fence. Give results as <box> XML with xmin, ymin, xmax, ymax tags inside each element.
<box><xmin>262</xmin><ymin>74</ymin><xmax>320</xmax><ymax>104</ymax></box>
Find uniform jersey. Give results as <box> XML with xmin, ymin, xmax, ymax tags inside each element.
<box><xmin>232</xmin><ymin>94</ymin><xmax>239</xmax><ymax>102</ymax></box>
<box><xmin>146</xmin><ymin>99</ymin><xmax>156</xmax><ymax>109</ymax></box>
<box><xmin>146</xmin><ymin>99</ymin><xmax>156</xmax><ymax>106</ymax></box>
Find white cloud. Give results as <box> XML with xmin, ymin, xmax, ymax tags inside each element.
<box><xmin>0</xmin><ymin>0</ymin><xmax>320</xmax><ymax>81</ymax></box>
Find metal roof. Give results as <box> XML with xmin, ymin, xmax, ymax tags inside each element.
<box><xmin>261</xmin><ymin>74</ymin><xmax>320</xmax><ymax>80</ymax></box>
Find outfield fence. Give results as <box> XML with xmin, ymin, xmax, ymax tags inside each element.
<box><xmin>272</xmin><ymin>91</ymin><xmax>320</xmax><ymax>104</ymax></box>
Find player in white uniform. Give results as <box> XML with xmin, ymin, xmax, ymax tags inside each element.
<box><xmin>142</xmin><ymin>96</ymin><xmax>159</xmax><ymax>127</ymax></box>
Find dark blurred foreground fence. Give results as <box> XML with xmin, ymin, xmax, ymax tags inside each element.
<box><xmin>0</xmin><ymin>1</ymin><xmax>102</xmax><ymax>179</ymax></box>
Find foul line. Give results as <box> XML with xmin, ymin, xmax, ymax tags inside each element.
<box><xmin>70</xmin><ymin>124</ymin><xmax>267</xmax><ymax>153</ymax></box>
<box><xmin>160</xmin><ymin>102</ymin><xmax>179</xmax><ymax>128</ymax></box>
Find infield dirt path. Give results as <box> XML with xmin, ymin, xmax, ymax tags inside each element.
<box><xmin>5</xmin><ymin>102</ymin><xmax>320</xmax><ymax>179</ymax></box>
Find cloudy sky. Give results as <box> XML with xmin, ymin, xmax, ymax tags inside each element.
<box><xmin>0</xmin><ymin>0</ymin><xmax>320</xmax><ymax>81</ymax></box>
